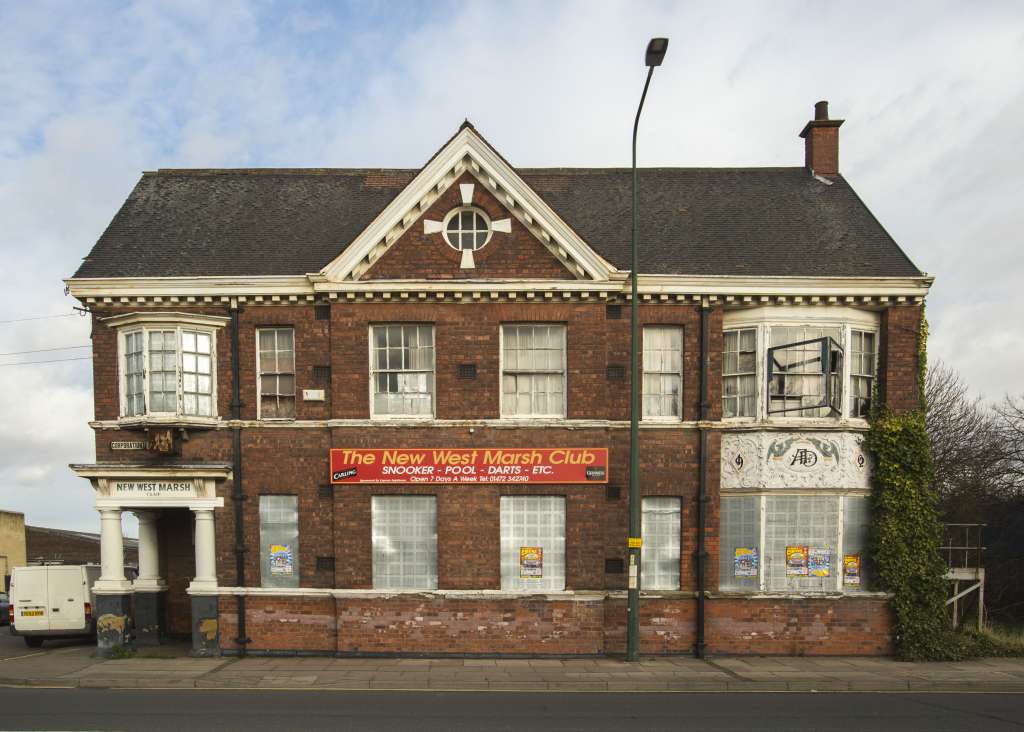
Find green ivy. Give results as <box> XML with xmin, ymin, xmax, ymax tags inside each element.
<box><xmin>866</xmin><ymin>308</ymin><xmax>1019</xmax><ymax>659</ymax></box>
<box><xmin>866</xmin><ymin>407</ymin><xmax>953</xmax><ymax>659</ymax></box>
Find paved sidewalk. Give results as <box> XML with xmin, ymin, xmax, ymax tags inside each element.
<box><xmin>1</xmin><ymin>643</ymin><xmax>1023</xmax><ymax>692</ymax></box>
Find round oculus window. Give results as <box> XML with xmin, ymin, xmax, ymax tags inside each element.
<box><xmin>442</xmin><ymin>207</ymin><xmax>491</xmax><ymax>251</ymax></box>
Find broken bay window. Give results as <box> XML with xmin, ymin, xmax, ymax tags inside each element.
<box><xmin>849</xmin><ymin>330</ymin><xmax>877</xmax><ymax>417</ymax></box>
<box><xmin>767</xmin><ymin>326</ymin><xmax>843</xmax><ymax>418</ymax></box>
<box><xmin>722</xmin><ymin>328</ymin><xmax>757</xmax><ymax>418</ymax></box>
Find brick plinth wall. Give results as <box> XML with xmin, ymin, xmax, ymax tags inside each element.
<box><xmin>216</xmin><ymin>594</ymin><xmax>891</xmax><ymax>656</ymax></box>
<box><xmin>706</xmin><ymin>597</ymin><xmax>894</xmax><ymax>656</ymax></box>
<box><xmin>335</xmin><ymin>596</ymin><xmax>605</xmax><ymax>655</ymax></box>
<box><xmin>219</xmin><ymin>595</ymin><xmax>338</xmax><ymax>653</ymax></box>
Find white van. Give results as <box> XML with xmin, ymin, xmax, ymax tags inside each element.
<box><xmin>9</xmin><ymin>564</ymin><xmax>101</xmax><ymax>647</ymax></box>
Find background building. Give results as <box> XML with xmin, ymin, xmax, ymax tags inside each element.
<box><xmin>26</xmin><ymin>526</ymin><xmax>138</xmax><ymax>568</ymax></box>
<box><xmin>0</xmin><ymin>510</ymin><xmax>26</xmax><ymax>590</ymax></box>
<box><xmin>66</xmin><ymin>103</ymin><xmax>929</xmax><ymax>656</ymax></box>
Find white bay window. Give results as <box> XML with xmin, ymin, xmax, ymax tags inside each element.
<box><xmin>719</xmin><ymin>494</ymin><xmax>871</xmax><ymax>594</ymax></box>
<box><xmin>849</xmin><ymin>330</ymin><xmax>877</xmax><ymax>418</ymax></box>
<box><xmin>108</xmin><ymin>313</ymin><xmax>226</xmax><ymax>422</ymax></box>
<box><xmin>722</xmin><ymin>309</ymin><xmax>878</xmax><ymax>421</ymax></box>
<box><xmin>722</xmin><ymin>328</ymin><xmax>757</xmax><ymax>418</ymax></box>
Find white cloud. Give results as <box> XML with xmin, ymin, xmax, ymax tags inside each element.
<box><xmin>1</xmin><ymin>0</ymin><xmax>1021</xmax><ymax>532</ymax></box>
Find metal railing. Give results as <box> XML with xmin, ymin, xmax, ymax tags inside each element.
<box><xmin>941</xmin><ymin>523</ymin><xmax>985</xmax><ymax>569</ymax></box>
<box><xmin>942</xmin><ymin>523</ymin><xmax>986</xmax><ymax>630</ymax></box>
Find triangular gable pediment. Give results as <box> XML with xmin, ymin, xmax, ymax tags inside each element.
<box><xmin>319</xmin><ymin>124</ymin><xmax>617</xmax><ymax>282</ymax></box>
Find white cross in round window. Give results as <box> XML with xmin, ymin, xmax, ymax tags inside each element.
<box><xmin>422</xmin><ymin>182</ymin><xmax>513</xmax><ymax>269</ymax></box>
<box><xmin>443</xmin><ymin>207</ymin><xmax>491</xmax><ymax>251</ymax></box>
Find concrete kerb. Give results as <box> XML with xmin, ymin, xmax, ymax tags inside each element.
<box><xmin>2</xmin><ymin>654</ymin><xmax>1024</xmax><ymax>692</ymax></box>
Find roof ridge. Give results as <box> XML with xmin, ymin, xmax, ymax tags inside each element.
<box><xmin>145</xmin><ymin>165</ymin><xmax>810</xmax><ymax>176</ymax></box>
<box><xmin>149</xmin><ymin>168</ymin><xmax>419</xmax><ymax>176</ymax></box>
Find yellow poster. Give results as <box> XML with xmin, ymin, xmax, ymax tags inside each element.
<box><xmin>843</xmin><ymin>554</ymin><xmax>861</xmax><ymax>585</ymax></box>
<box><xmin>520</xmin><ymin>546</ymin><xmax>543</xmax><ymax>579</ymax></box>
<box><xmin>786</xmin><ymin>545</ymin><xmax>809</xmax><ymax>576</ymax></box>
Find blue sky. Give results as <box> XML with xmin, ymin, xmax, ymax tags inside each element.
<box><xmin>1</xmin><ymin>0</ymin><xmax>1022</xmax><ymax>534</ymax></box>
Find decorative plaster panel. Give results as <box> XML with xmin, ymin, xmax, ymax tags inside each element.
<box><xmin>721</xmin><ymin>431</ymin><xmax>870</xmax><ymax>491</ymax></box>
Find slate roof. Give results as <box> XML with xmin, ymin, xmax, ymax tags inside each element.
<box><xmin>72</xmin><ymin>166</ymin><xmax>923</xmax><ymax>279</ymax></box>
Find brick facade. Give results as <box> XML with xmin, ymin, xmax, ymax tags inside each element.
<box><xmin>81</xmin><ymin>296</ymin><xmax>920</xmax><ymax>656</ymax></box>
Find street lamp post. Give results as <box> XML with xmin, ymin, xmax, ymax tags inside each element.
<box><xmin>627</xmin><ymin>37</ymin><xmax>668</xmax><ymax>663</ymax></box>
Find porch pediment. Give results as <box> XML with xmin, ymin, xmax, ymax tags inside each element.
<box><xmin>70</xmin><ymin>462</ymin><xmax>230</xmax><ymax>509</ymax></box>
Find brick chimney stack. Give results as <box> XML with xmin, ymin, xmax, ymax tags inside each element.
<box><xmin>799</xmin><ymin>100</ymin><xmax>844</xmax><ymax>176</ymax></box>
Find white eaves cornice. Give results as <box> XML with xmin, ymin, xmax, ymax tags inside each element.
<box><xmin>65</xmin><ymin>272</ymin><xmax>933</xmax><ymax>305</ymax></box>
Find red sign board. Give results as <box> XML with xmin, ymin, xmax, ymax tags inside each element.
<box><xmin>330</xmin><ymin>448</ymin><xmax>608</xmax><ymax>485</ymax></box>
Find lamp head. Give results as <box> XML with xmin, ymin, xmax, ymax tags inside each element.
<box><xmin>645</xmin><ymin>37</ymin><xmax>668</xmax><ymax>67</ymax></box>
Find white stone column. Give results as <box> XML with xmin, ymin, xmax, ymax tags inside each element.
<box><xmin>132</xmin><ymin>510</ymin><xmax>166</xmax><ymax>592</ymax></box>
<box><xmin>95</xmin><ymin>508</ymin><xmax>132</xmax><ymax>594</ymax></box>
<box><xmin>189</xmin><ymin>509</ymin><xmax>218</xmax><ymax>593</ymax></box>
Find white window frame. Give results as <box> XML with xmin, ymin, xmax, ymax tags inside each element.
<box><xmin>256</xmin><ymin>326</ymin><xmax>297</xmax><ymax>421</ymax></box>
<box><xmin>371</xmin><ymin>495</ymin><xmax>438</xmax><ymax>590</ymax></box>
<box><xmin>641</xmin><ymin>496</ymin><xmax>682</xmax><ymax>590</ymax></box>
<box><xmin>500</xmin><ymin>495</ymin><xmax>567</xmax><ymax>591</ymax></box>
<box><xmin>848</xmin><ymin>329</ymin><xmax>878</xmax><ymax>418</ymax></box>
<box><xmin>109</xmin><ymin>313</ymin><xmax>225</xmax><ymax>423</ymax></box>
<box><xmin>499</xmin><ymin>324</ymin><xmax>567</xmax><ymax>419</ymax></box>
<box><xmin>442</xmin><ymin>206</ymin><xmax>493</xmax><ymax>252</ymax></box>
<box><xmin>721</xmin><ymin>306</ymin><xmax>879</xmax><ymax>424</ymax></box>
<box><xmin>259</xmin><ymin>494</ymin><xmax>300</xmax><ymax>589</ymax></box>
<box><xmin>722</xmin><ymin>326</ymin><xmax>758</xmax><ymax>419</ymax></box>
<box><xmin>642</xmin><ymin>326</ymin><xmax>684</xmax><ymax>422</ymax></box>
<box><xmin>718</xmin><ymin>492</ymin><xmax>871</xmax><ymax>595</ymax></box>
<box><xmin>368</xmin><ymin>324</ymin><xmax>436</xmax><ymax>420</ymax></box>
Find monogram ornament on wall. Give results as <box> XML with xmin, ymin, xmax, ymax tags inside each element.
<box><xmin>721</xmin><ymin>432</ymin><xmax>871</xmax><ymax>490</ymax></box>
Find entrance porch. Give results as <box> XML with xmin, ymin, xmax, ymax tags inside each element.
<box><xmin>70</xmin><ymin>463</ymin><xmax>230</xmax><ymax>656</ymax></box>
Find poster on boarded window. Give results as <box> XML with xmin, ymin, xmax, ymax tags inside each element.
<box><xmin>520</xmin><ymin>546</ymin><xmax>543</xmax><ymax>579</ymax></box>
<box><xmin>269</xmin><ymin>544</ymin><xmax>294</xmax><ymax>575</ymax></box>
<box><xmin>843</xmin><ymin>554</ymin><xmax>861</xmax><ymax>585</ymax></box>
<box><xmin>808</xmin><ymin>548</ymin><xmax>831</xmax><ymax>577</ymax></box>
<box><xmin>734</xmin><ymin>547</ymin><xmax>759</xmax><ymax>577</ymax></box>
<box><xmin>785</xmin><ymin>546</ymin><xmax>809</xmax><ymax>576</ymax></box>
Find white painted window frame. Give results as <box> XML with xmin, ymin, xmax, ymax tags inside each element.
<box><xmin>719</xmin><ymin>492</ymin><xmax>870</xmax><ymax>595</ymax></box>
<box><xmin>641</xmin><ymin>326</ymin><xmax>684</xmax><ymax>422</ymax></box>
<box><xmin>371</xmin><ymin>495</ymin><xmax>438</xmax><ymax>590</ymax></box>
<box><xmin>368</xmin><ymin>323</ymin><xmax>436</xmax><ymax>420</ymax></box>
<box><xmin>721</xmin><ymin>306</ymin><xmax>879</xmax><ymax>425</ymax></box>
<box><xmin>499</xmin><ymin>495</ymin><xmax>567</xmax><ymax>592</ymax></box>
<box><xmin>722</xmin><ymin>326</ymin><xmax>758</xmax><ymax>419</ymax></box>
<box><xmin>256</xmin><ymin>326</ymin><xmax>297</xmax><ymax>421</ymax></box>
<box><xmin>116</xmin><ymin>324</ymin><xmax>219</xmax><ymax>420</ymax></box>
<box><xmin>641</xmin><ymin>496</ymin><xmax>682</xmax><ymax>590</ymax></box>
<box><xmin>442</xmin><ymin>206</ymin><xmax>493</xmax><ymax>252</ymax></box>
<box><xmin>848</xmin><ymin>329</ymin><xmax>878</xmax><ymax>418</ymax></box>
<box><xmin>499</xmin><ymin>323</ymin><xmax>568</xmax><ymax>420</ymax></box>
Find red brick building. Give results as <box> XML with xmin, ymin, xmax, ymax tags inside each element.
<box><xmin>67</xmin><ymin>102</ymin><xmax>930</xmax><ymax>657</ymax></box>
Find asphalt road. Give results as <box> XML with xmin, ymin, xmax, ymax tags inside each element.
<box><xmin>0</xmin><ymin>625</ymin><xmax>93</xmax><ymax>659</ymax></box>
<box><xmin>0</xmin><ymin>689</ymin><xmax>1021</xmax><ymax>731</ymax></box>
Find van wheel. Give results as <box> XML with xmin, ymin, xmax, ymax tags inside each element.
<box><xmin>24</xmin><ymin>637</ymin><xmax>44</xmax><ymax>649</ymax></box>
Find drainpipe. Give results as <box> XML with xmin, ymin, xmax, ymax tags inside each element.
<box><xmin>230</xmin><ymin>301</ymin><xmax>250</xmax><ymax>655</ymax></box>
<box><xmin>695</xmin><ymin>300</ymin><xmax>711</xmax><ymax>659</ymax></box>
